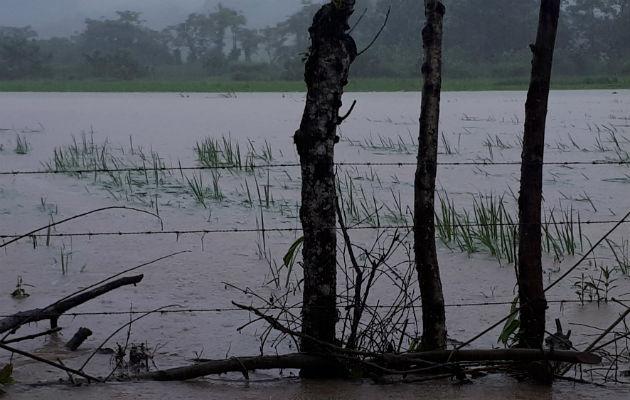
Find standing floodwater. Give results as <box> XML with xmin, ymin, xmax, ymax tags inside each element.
<box><xmin>1</xmin><ymin>91</ymin><xmax>628</xmax><ymax>398</ymax></box>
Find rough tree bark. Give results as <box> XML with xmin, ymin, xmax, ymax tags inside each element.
<box><xmin>293</xmin><ymin>0</ymin><xmax>357</xmax><ymax>363</ymax></box>
<box><xmin>414</xmin><ymin>0</ymin><xmax>447</xmax><ymax>350</ymax></box>
<box><xmin>518</xmin><ymin>0</ymin><xmax>561</xmax><ymax>348</ymax></box>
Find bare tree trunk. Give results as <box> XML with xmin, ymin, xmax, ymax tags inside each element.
<box><xmin>414</xmin><ymin>0</ymin><xmax>447</xmax><ymax>351</ymax></box>
<box><xmin>293</xmin><ymin>0</ymin><xmax>357</xmax><ymax>371</ymax></box>
<box><xmin>518</xmin><ymin>0</ymin><xmax>561</xmax><ymax>348</ymax></box>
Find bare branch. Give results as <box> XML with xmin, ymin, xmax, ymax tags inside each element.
<box><xmin>0</xmin><ymin>342</ymin><xmax>101</xmax><ymax>383</ymax></box>
<box><xmin>348</xmin><ymin>7</ymin><xmax>368</xmax><ymax>34</ymax></box>
<box><xmin>357</xmin><ymin>7</ymin><xmax>391</xmax><ymax>57</ymax></box>
<box><xmin>0</xmin><ymin>206</ymin><xmax>163</xmax><ymax>248</ymax></box>
<box><xmin>337</xmin><ymin>100</ymin><xmax>357</xmax><ymax>125</ymax></box>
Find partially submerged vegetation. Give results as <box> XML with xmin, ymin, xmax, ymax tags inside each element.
<box><xmin>37</xmin><ymin>129</ymin><xmax>630</xmax><ymax>286</ymax></box>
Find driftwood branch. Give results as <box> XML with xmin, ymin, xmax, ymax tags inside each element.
<box><xmin>0</xmin><ymin>274</ymin><xmax>144</xmax><ymax>335</ymax></box>
<box><xmin>154</xmin><ymin>302</ymin><xmax>601</xmax><ymax>382</ymax></box>
<box><xmin>141</xmin><ymin>353</ymin><xmax>331</xmax><ymax>381</ymax></box>
<box><xmin>138</xmin><ymin>349</ymin><xmax>600</xmax><ymax>382</ymax></box>
<box><xmin>0</xmin><ymin>342</ymin><xmax>101</xmax><ymax>382</ymax></box>
<box><xmin>383</xmin><ymin>349</ymin><xmax>601</xmax><ymax>366</ymax></box>
<box><xmin>66</xmin><ymin>327</ymin><xmax>93</xmax><ymax>351</ymax></box>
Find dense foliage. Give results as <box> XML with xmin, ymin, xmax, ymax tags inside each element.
<box><xmin>0</xmin><ymin>0</ymin><xmax>627</xmax><ymax>81</ymax></box>
<box><xmin>0</xmin><ymin>26</ymin><xmax>50</xmax><ymax>79</ymax></box>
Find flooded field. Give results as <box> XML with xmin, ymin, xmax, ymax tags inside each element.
<box><xmin>1</xmin><ymin>90</ymin><xmax>629</xmax><ymax>398</ymax></box>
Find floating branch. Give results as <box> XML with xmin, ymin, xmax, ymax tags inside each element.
<box><xmin>139</xmin><ymin>349</ymin><xmax>600</xmax><ymax>382</ymax></box>
<box><xmin>0</xmin><ymin>275</ymin><xmax>144</xmax><ymax>335</ymax></box>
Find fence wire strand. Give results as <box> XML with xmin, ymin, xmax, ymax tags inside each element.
<box><xmin>1</xmin><ymin>218</ymin><xmax>628</xmax><ymax>241</ymax></box>
<box><xmin>0</xmin><ymin>299</ymin><xmax>591</xmax><ymax>319</ymax></box>
<box><xmin>1</xmin><ymin>159</ymin><xmax>629</xmax><ymax>176</ymax></box>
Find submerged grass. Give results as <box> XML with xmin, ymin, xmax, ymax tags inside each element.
<box><xmin>435</xmin><ymin>192</ymin><xmax>583</xmax><ymax>264</ymax></box>
<box><xmin>42</xmin><ymin>131</ymin><xmax>175</xmax><ymax>207</ymax></box>
<box><xmin>41</xmin><ymin>129</ymin><xmax>604</xmax><ymax>269</ymax></box>
<box><xmin>606</xmin><ymin>238</ymin><xmax>630</xmax><ymax>275</ymax></box>
<box><xmin>195</xmin><ymin>136</ymin><xmax>273</xmax><ymax>171</ymax></box>
<box><xmin>14</xmin><ymin>134</ymin><xmax>30</xmax><ymax>154</ymax></box>
<box><xmin>44</xmin><ymin>132</ymin><xmax>284</xmax><ymax>212</ymax></box>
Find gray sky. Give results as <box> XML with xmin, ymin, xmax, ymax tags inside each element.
<box><xmin>0</xmin><ymin>0</ymin><xmax>317</xmax><ymax>38</ymax></box>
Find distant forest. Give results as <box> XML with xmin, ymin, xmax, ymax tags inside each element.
<box><xmin>1</xmin><ymin>0</ymin><xmax>628</xmax><ymax>81</ymax></box>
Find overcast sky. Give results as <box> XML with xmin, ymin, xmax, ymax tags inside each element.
<box><xmin>0</xmin><ymin>0</ymin><xmax>318</xmax><ymax>38</ymax></box>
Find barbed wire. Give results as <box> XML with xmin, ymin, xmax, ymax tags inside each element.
<box><xmin>1</xmin><ymin>218</ymin><xmax>628</xmax><ymax>241</ymax></box>
<box><xmin>1</xmin><ymin>159</ymin><xmax>629</xmax><ymax>176</ymax></box>
<box><xmin>0</xmin><ymin>299</ymin><xmax>592</xmax><ymax>319</ymax></box>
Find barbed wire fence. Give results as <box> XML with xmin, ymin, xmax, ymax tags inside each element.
<box><xmin>1</xmin><ymin>155</ymin><xmax>629</xmax><ymax>369</ymax></box>
<box><xmin>1</xmin><ymin>159</ymin><xmax>628</xmax><ymax>176</ymax></box>
<box><xmin>2</xmin><ymin>158</ymin><xmax>628</xmax><ymax>238</ymax></box>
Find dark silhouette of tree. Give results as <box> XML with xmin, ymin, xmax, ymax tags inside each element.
<box><xmin>0</xmin><ymin>26</ymin><xmax>50</xmax><ymax>79</ymax></box>
<box><xmin>166</xmin><ymin>13</ymin><xmax>216</xmax><ymax>63</ymax></box>
<box><xmin>234</xmin><ymin>27</ymin><xmax>263</xmax><ymax>63</ymax></box>
<box><xmin>78</xmin><ymin>10</ymin><xmax>173</xmax><ymax>78</ymax></box>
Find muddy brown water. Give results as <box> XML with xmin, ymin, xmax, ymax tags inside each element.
<box><xmin>1</xmin><ymin>90</ymin><xmax>628</xmax><ymax>398</ymax></box>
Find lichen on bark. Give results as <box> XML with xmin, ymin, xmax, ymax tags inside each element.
<box><xmin>294</xmin><ymin>1</ymin><xmax>357</xmax><ymax>366</ymax></box>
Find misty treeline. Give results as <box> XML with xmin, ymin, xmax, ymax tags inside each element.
<box><xmin>0</xmin><ymin>0</ymin><xmax>627</xmax><ymax>81</ymax></box>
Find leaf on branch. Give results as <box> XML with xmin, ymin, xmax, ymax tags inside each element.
<box><xmin>0</xmin><ymin>364</ymin><xmax>16</xmax><ymax>385</ymax></box>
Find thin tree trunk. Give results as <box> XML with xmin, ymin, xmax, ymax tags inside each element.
<box><xmin>293</xmin><ymin>0</ymin><xmax>356</xmax><ymax>371</ymax></box>
<box><xmin>518</xmin><ymin>0</ymin><xmax>561</xmax><ymax>348</ymax></box>
<box><xmin>414</xmin><ymin>0</ymin><xmax>447</xmax><ymax>351</ymax></box>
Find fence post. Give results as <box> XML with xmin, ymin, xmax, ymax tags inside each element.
<box><xmin>518</xmin><ymin>0</ymin><xmax>561</xmax><ymax>348</ymax></box>
<box><xmin>293</xmin><ymin>0</ymin><xmax>357</xmax><ymax>376</ymax></box>
<box><xmin>414</xmin><ymin>0</ymin><xmax>447</xmax><ymax>350</ymax></box>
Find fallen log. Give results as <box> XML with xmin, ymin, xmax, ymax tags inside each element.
<box><xmin>0</xmin><ymin>274</ymin><xmax>143</xmax><ymax>335</ymax></box>
<box><xmin>141</xmin><ymin>353</ymin><xmax>333</xmax><ymax>381</ymax></box>
<box><xmin>139</xmin><ymin>349</ymin><xmax>601</xmax><ymax>381</ymax></box>
<box><xmin>381</xmin><ymin>348</ymin><xmax>601</xmax><ymax>367</ymax></box>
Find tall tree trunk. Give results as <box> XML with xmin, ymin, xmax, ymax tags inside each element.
<box><xmin>294</xmin><ymin>0</ymin><xmax>356</xmax><ymax>369</ymax></box>
<box><xmin>518</xmin><ymin>0</ymin><xmax>561</xmax><ymax>349</ymax></box>
<box><xmin>414</xmin><ymin>0</ymin><xmax>447</xmax><ymax>351</ymax></box>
